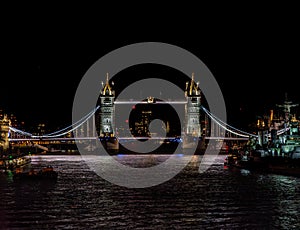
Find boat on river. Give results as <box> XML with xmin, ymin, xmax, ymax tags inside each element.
<box><xmin>0</xmin><ymin>155</ymin><xmax>31</xmax><ymax>172</ymax></box>
<box><xmin>13</xmin><ymin>165</ymin><xmax>58</xmax><ymax>180</ymax></box>
<box><xmin>225</xmin><ymin>96</ymin><xmax>300</xmax><ymax>177</ymax></box>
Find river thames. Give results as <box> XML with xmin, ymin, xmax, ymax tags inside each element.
<box><xmin>0</xmin><ymin>154</ymin><xmax>299</xmax><ymax>229</ymax></box>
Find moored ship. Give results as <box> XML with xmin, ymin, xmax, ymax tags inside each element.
<box><xmin>13</xmin><ymin>165</ymin><xmax>58</xmax><ymax>180</ymax></box>
<box><xmin>225</xmin><ymin>95</ymin><xmax>300</xmax><ymax>177</ymax></box>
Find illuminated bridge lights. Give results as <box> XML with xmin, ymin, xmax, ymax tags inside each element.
<box><xmin>7</xmin><ymin>103</ymin><xmax>289</xmax><ymax>143</ymax></box>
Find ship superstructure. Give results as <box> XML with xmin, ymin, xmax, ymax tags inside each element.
<box><xmin>225</xmin><ymin>95</ymin><xmax>300</xmax><ymax>176</ymax></box>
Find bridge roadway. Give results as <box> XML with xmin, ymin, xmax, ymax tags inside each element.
<box><xmin>9</xmin><ymin>136</ymin><xmax>248</xmax><ymax>142</ymax></box>
<box><xmin>114</xmin><ymin>100</ymin><xmax>188</xmax><ymax>104</ymax></box>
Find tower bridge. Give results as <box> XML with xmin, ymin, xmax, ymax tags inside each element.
<box><xmin>1</xmin><ymin>73</ymin><xmax>276</xmax><ymax>155</ymax></box>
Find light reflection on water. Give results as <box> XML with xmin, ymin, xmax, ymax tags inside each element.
<box><xmin>0</xmin><ymin>154</ymin><xmax>299</xmax><ymax>229</ymax></box>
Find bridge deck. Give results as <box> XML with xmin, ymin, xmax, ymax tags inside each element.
<box><xmin>9</xmin><ymin>136</ymin><xmax>249</xmax><ymax>141</ymax></box>
<box><xmin>114</xmin><ymin>100</ymin><xmax>187</xmax><ymax>104</ymax></box>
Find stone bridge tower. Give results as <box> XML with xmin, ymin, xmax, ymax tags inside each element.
<box><xmin>99</xmin><ymin>73</ymin><xmax>119</xmax><ymax>153</ymax></box>
<box><xmin>99</xmin><ymin>73</ymin><xmax>115</xmax><ymax>137</ymax></box>
<box><xmin>185</xmin><ymin>73</ymin><xmax>201</xmax><ymax>137</ymax></box>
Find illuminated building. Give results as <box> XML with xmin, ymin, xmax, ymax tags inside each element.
<box><xmin>37</xmin><ymin>123</ymin><xmax>46</xmax><ymax>135</ymax></box>
<box><xmin>8</xmin><ymin>114</ymin><xmax>18</xmax><ymax>128</ymax></box>
<box><xmin>134</xmin><ymin>110</ymin><xmax>152</xmax><ymax>136</ymax></box>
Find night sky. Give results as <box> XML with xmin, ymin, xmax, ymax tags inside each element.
<box><xmin>1</xmin><ymin>8</ymin><xmax>299</xmax><ymax>132</ymax></box>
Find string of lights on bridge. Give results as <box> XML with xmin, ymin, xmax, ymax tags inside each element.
<box><xmin>8</xmin><ymin>105</ymin><xmax>287</xmax><ymax>141</ymax></box>
<box><xmin>9</xmin><ymin>106</ymin><xmax>100</xmax><ymax>139</ymax></box>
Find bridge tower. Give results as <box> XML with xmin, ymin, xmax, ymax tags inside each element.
<box><xmin>184</xmin><ymin>73</ymin><xmax>201</xmax><ymax>137</ymax></box>
<box><xmin>0</xmin><ymin>115</ymin><xmax>11</xmax><ymax>154</ymax></box>
<box><xmin>98</xmin><ymin>73</ymin><xmax>119</xmax><ymax>153</ymax></box>
<box><xmin>99</xmin><ymin>73</ymin><xmax>115</xmax><ymax>137</ymax></box>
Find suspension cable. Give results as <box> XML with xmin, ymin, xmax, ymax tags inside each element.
<box><xmin>201</xmin><ymin>106</ymin><xmax>257</xmax><ymax>138</ymax></box>
<box><xmin>9</xmin><ymin>106</ymin><xmax>100</xmax><ymax>138</ymax></box>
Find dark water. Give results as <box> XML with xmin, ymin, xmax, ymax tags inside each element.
<box><xmin>0</xmin><ymin>154</ymin><xmax>300</xmax><ymax>229</ymax></box>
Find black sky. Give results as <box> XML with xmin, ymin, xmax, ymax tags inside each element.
<box><xmin>1</xmin><ymin>7</ymin><xmax>299</xmax><ymax>131</ymax></box>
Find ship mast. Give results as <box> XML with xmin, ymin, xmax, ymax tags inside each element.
<box><xmin>276</xmin><ymin>93</ymin><xmax>299</xmax><ymax>133</ymax></box>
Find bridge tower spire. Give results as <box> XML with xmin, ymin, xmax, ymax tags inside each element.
<box><xmin>99</xmin><ymin>73</ymin><xmax>115</xmax><ymax>137</ymax></box>
<box><xmin>185</xmin><ymin>73</ymin><xmax>201</xmax><ymax>137</ymax></box>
